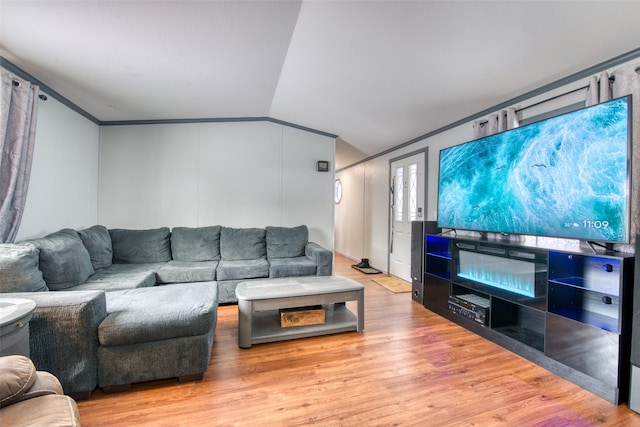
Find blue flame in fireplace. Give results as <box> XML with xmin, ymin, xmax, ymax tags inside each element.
<box><xmin>458</xmin><ymin>251</ymin><xmax>536</xmax><ymax>298</ymax></box>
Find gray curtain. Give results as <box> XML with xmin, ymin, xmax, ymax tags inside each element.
<box><xmin>0</xmin><ymin>68</ymin><xmax>39</xmax><ymax>243</ymax></box>
<box><xmin>611</xmin><ymin>64</ymin><xmax>640</xmax><ymax>248</ymax></box>
<box><xmin>473</xmin><ymin>106</ymin><xmax>519</xmax><ymax>139</ymax></box>
<box><xmin>585</xmin><ymin>71</ymin><xmax>613</xmax><ymax>107</ymax></box>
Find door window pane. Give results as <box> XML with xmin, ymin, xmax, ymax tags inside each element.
<box><xmin>409</xmin><ymin>163</ymin><xmax>418</xmax><ymax>221</ymax></box>
<box><xmin>395</xmin><ymin>167</ymin><xmax>404</xmax><ymax>222</ymax></box>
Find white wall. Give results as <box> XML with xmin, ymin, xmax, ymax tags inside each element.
<box><xmin>281</xmin><ymin>126</ymin><xmax>336</xmax><ymax>247</ymax></box>
<box><xmin>99</xmin><ymin>123</ymin><xmax>201</xmax><ymax>227</ymax></box>
<box><xmin>335</xmin><ymin>57</ymin><xmax>640</xmax><ymax>270</ymax></box>
<box><xmin>99</xmin><ymin>121</ymin><xmax>335</xmax><ymax>249</ymax></box>
<box><xmin>363</xmin><ymin>157</ymin><xmax>392</xmax><ymax>270</ymax></box>
<box><xmin>334</xmin><ymin>163</ymin><xmax>364</xmax><ymax>259</ymax></box>
<box><xmin>16</xmin><ymin>96</ymin><xmax>100</xmax><ymax>241</ymax></box>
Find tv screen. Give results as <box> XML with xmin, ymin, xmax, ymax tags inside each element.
<box><xmin>437</xmin><ymin>95</ymin><xmax>631</xmax><ymax>243</ymax></box>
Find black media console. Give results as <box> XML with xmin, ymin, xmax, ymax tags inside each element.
<box><xmin>420</xmin><ymin>232</ymin><xmax>634</xmax><ymax>404</ymax></box>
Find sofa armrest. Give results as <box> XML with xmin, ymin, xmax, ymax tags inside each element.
<box><xmin>305</xmin><ymin>242</ymin><xmax>333</xmax><ymax>276</ymax></box>
<box><xmin>6</xmin><ymin>291</ymin><xmax>107</xmax><ymax>399</ymax></box>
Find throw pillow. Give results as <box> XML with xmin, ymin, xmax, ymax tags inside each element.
<box><xmin>220</xmin><ymin>227</ymin><xmax>266</xmax><ymax>260</ymax></box>
<box><xmin>109</xmin><ymin>227</ymin><xmax>172</xmax><ymax>263</ymax></box>
<box><xmin>29</xmin><ymin>229</ymin><xmax>94</xmax><ymax>290</ymax></box>
<box><xmin>170</xmin><ymin>226</ymin><xmax>221</xmax><ymax>262</ymax></box>
<box><xmin>78</xmin><ymin>225</ymin><xmax>113</xmax><ymax>270</ymax></box>
<box><xmin>266</xmin><ymin>225</ymin><xmax>308</xmax><ymax>259</ymax></box>
<box><xmin>0</xmin><ymin>243</ymin><xmax>48</xmax><ymax>293</ymax></box>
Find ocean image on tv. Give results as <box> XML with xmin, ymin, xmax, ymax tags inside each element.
<box><xmin>438</xmin><ymin>96</ymin><xmax>630</xmax><ymax>242</ymax></box>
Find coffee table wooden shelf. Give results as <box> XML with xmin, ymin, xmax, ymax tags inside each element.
<box><xmin>236</xmin><ymin>276</ymin><xmax>365</xmax><ymax>348</ymax></box>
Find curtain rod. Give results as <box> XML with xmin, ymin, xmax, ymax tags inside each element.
<box><xmin>3</xmin><ymin>57</ymin><xmax>100</xmax><ymax>123</ymax></box>
<box><xmin>514</xmin><ymin>75</ymin><xmax>614</xmax><ymax>115</ymax></box>
<box><xmin>457</xmin><ymin>75</ymin><xmax>617</xmax><ymax>127</ymax></box>
<box><xmin>12</xmin><ymin>77</ymin><xmax>49</xmax><ymax>101</ymax></box>
<box><xmin>475</xmin><ymin>85</ymin><xmax>588</xmax><ymax>127</ymax></box>
<box><xmin>514</xmin><ymin>84</ymin><xmax>587</xmax><ymax>115</ymax></box>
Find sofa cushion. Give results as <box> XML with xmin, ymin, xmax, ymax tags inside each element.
<box><xmin>0</xmin><ymin>243</ymin><xmax>48</xmax><ymax>293</ymax></box>
<box><xmin>78</xmin><ymin>225</ymin><xmax>113</xmax><ymax>270</ymax></box>
<box><xmin>266</xmin><ymin>225</ymin><xmax>308</xmax><ymax>259</ymax></box>
<box><xmin>109</xmin><ymin>227</ymin><xmax>172</xmax><ymax>264</ymax></box>
<box><xmin>99</xmin><ymin>282</ymin><xmax>218</xmax><ymax>346</ymax></box>
<box><xmin>69</xmin><ymin>263</ymin><xmax>161</xmax><ymax>291</ymax></box>
<box><xmin>29</xmin><ymin>229</ymin><xmax>94</xmax><ymax>290</ymax></box>
<box><xmin>156</xmin><ymin>260</ymin><xmax>218</xmax><ymax>284</ymax></box>
<box><xmin>268</xmin><ymin>256</ymin><xmax>317</xmax><ymax>278</ymax></box>
<box><xmin>220</xmin><ymin>227</ymin><xmax>266</xmax><ymax>260</ymax></box>
<box><xmin>217</xmin><ymin>258</ymin><xmax>269</xmax><ymax>281</ymax></box>
<box><xmin>170</xmin><ymin>226</ymin><xmax>221</xmax><ymax>262</ymax></box>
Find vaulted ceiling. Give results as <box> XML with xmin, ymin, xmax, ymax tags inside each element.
<box><xmin>2</xmin><ymin>1</ymin><xmax>640</xmax><ymax>168</ymax></box>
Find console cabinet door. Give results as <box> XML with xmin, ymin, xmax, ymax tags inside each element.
<box><xmin>546</xmin><ymin>313</ymin><xmax>620</xmax><ymax>387</ymax></box>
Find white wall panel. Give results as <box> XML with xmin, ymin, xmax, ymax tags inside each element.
<box><xmin>363</xmin><ymin>157</ymin><xmax>392</xmax><ymax>272</ymax></box>
<box><xmin>281</xmin><ymin>126</ymin><xmax>334</xmax><ymax>249</ymax></box>
<box><xmin>99</xmin><ymin>121</ymin><xmax>335</xmax><ymax>249</ymax></box>
<box><xmin>334</xmin><ymin>164</ymin><xmax>364</xmax><ymax>260</ymax></box>
<box><xmin>99</xmin><ymin>124</ymin><xmax>200</xmax><ymax>228</ymax></box>
<box><xmin>17</xmin><ymin>97</ymin><xmax>99</xmax><ymax>241</ymax></box>
<box><xmin>197</xmin><ymin>122</ymin><xmax>283</xmax><ymax>228</ymax></box>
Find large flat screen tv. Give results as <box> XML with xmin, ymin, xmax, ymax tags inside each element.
<box><xmin>437</xmin><ymin>95</ymin><xmax>631</xmax><ymax>243</ymax></box>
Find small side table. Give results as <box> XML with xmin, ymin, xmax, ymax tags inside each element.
<box><xmin>0</xmin><ymin>298</ymin><xmax>37</xmax><ymax>357</ymax></box>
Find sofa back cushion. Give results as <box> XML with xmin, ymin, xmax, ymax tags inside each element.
<box><xmin>266</xmin><ymin>225</ymin><xmax>308</xmax><ymax>259</ymax></box>
<box><xmin>220</xmin><ymin>227</ymin><xmax>266</xmax><ymax>260</ymax></box>
<box><xmin>0</xmin><ymin>243</ymin><xmax>48</xmax><ymax>293</ymax></box>
<box><xmin>170</xmin><ymin>226</ymin><xmax>221</xmax><ymax>262</ymax></box>
<box><xmin>78</xmin><ymin>225</ymin><xmax>113</xmax><ymax>270</ymax></box>
<box><xmin>29</xmin><ymin>229</ymin><xmax>94</xmax><ymax>290</ymax></box>
<box><xmin>109</xmin><ymin>227</ymin><xmax>172</xmax><ymax>264</ymax></box>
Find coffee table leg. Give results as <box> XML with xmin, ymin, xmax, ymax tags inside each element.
<box><xmin>238</xmin><ymin>299</ymin><xmax>253</xmax><ymax>348</ymax></box>
<box><xmin>357</xmin><ymin>289</ymin><xmax>364</xmax><ymax>331</ymax></box>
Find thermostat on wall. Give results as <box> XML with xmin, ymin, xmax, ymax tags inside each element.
<box><xmin>317</xmin><ymin>161</ymin><xmax>330</xmax><ymax>172</ymax></box>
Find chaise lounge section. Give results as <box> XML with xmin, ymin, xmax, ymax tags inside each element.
<box><xmin>98</xmin><ymin>282</ymin><xmax>218</xmax><ymax>393</ymax></box>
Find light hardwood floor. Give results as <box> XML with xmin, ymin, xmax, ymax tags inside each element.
<box><xmin>77</xmin><ymin>254</ymin><xmax>640</xmax><ymax>426</ymax></box>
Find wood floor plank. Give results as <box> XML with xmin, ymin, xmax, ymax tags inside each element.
<box><xmin>76</xmin><ymin>254</ymin><xmax>640</xmax><ymax>426</ymax></box>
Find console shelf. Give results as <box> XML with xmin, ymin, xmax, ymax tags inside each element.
<box><xmin>549</xmin><ymin>307</ymin><xmax>618</xmax><ymax>333</ymax></box>
<box><xmin>420</xmin><ymin>233</ymin><xmax>635</xmax><ymax>404</ymax></box>
<box><xmin>250</xmin><ymin>304</ymin><xmax>358</xmax><ymax>345</ymax></box>
<box><xmin>491</xmin><ymin>297</ymin><xmax>545</xmax><ymax>352</ymax></box>
<box><xmin>422</xmin><ymin>235</ymin><xmax>452</xmax><ymax>312</ymax></box>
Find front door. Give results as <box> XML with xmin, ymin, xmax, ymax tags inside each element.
<box><xmin>389</xmin><ymin>153</ymin><xmax>425</xmax><ymax>281</ymax></box>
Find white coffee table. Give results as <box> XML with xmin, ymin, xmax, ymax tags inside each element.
<box><xmin>235</xmin><ymin>276</ymin><xmax>364</xmax><ymax>348</ymax></box>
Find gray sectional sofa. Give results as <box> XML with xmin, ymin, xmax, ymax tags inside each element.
<box><xmin>0</xmin><ymin>224</ymin><xmax>332</xmax><ymax>398</ymax></box>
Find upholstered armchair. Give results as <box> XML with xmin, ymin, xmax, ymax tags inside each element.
<box><xmin>0</xmin><ymin>355</ymin><xmax>81</xmax><ymax>426</ymax></box>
